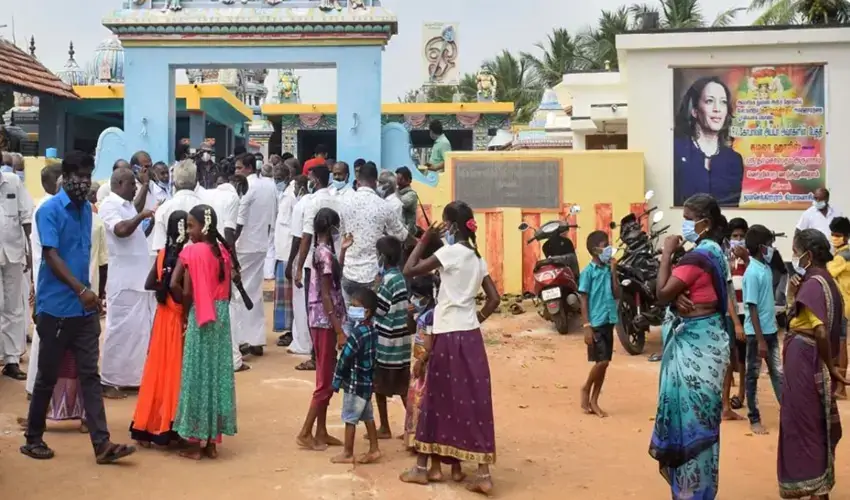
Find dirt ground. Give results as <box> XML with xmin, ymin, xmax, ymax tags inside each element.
<box><xmin>1</xmin><ymin>299</ymin><xmax>849</xmax><ymax>500</ymax></box>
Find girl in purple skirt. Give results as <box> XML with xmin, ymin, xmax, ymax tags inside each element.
<box><xmin>400</xmin><ymin>201</ymin><xmax>501</xmax><ymax>495</ymax></box>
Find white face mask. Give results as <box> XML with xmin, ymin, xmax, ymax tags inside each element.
<box><xmin>201</xmin><ymin>152</ymin><xmax>211</xmax><ymax>162</ymax></box>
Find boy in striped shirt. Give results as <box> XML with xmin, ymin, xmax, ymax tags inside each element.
<box><xmin>373</xmin><ymin>236</ymin><xmax>411</xmax><ymax>438</ymax></box>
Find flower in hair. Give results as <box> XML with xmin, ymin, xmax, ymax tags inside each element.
<box><xmin>466</xmin><ymin>219</ymin><xmax>478</xmax><ymax>232</ymax></box>
<box><xmin>202</xmin><ymin>208</ymin><xmax>212</xmax><ymax>236</ymax></box>
<box><xmin>176</xmin><ymin>218</ymin><xmax>186</xmax><ymax>243</ymax></box>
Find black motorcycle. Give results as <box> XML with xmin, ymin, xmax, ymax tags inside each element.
<box><xmin>611</xmin><ymin>193</ymin><xmax>669</xmax><ymax>355</ymax></box>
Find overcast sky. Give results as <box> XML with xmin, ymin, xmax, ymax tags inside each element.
<box><xmin>2</xmin><ymin>0</ymin><xmax>756</xmax><ymax>103</ymax></box>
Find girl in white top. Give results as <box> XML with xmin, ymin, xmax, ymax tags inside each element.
<box><xmin>400</xmin><ymin>201</ymin><xmax>500</xmax><ymax>495</ymax></box>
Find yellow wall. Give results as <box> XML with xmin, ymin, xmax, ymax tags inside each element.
<box><xmin>20</xmin><ymin>157</ymin><xmax>60</xmax><ymax>202</ymax></box>
<box><xmin>416</xmin><ymin>150</ymin><xmax>646</xmax><ymax>294</ymax></box>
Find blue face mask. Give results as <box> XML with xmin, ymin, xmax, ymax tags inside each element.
<box><xmin>411</xmin><ymin>296</ymin><xmax>428</xmax><ymax>313</ymax></box>
<box><xmin>814</xmin><ymin>200</ymin><xmax>827</xmax><ymax>210</ymax></box>
<box><xmin>599</xmin><ymin>245</ymin><xmax>614</xmax><ymax>263</ymax></box>
<box><xmin>763</xmin><ymin>246</ymin><xmax>775</xmax><ymax>262</ymax></box>
<box><xmin>729</xmin><ymin>239</ymin><xmax>744</xmax><ymax>249</ymax></box>
<box><xmin>445</xmin><ymin>232</ymin><xmax>456</xmax><ymax>245</ymax></box>
<box><xmin>348</xmin><ymin>305</ymin><xmax>366</xmax><ymax>322</ymax></box>
<box><xmin>331</xmin><ymin>179</ymin><xmax>346</xmax><ymax>191</ymax></box>
<box><xmin>682</xmin><ymin>220</ymin><xmax>700</xmax><ymax>243</ymax></box>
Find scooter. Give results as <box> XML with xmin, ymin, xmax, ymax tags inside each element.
<box><xmin>610</xmin><ymin>191</ymin><xmax>668</xmax><ymax>354</ymax></box>
<box><xmin>518</xmin><ymin>206</ymin><xmax>581</xmax><ymax>334</ymax></box>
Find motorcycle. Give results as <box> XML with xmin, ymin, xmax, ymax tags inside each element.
<box><xmin>518</xmin><ymin>205</ymin><xmax>581</xmax><ymax>334</ymax></box>
<box><xmin>611</xmin><ymin>191</ymin><xmax>669</xmax><ymax>354</ymax></box>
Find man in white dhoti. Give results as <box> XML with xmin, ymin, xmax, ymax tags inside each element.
<box><xmin>26</xmin><ymin>165</ymin><xmax>63</xmax><ymax>395</ymax></box>
<box><xmin>261</xmin><ymin>163</ymin><xmax>278</xmax><ymax>280</ymax></box>
<box><xmin>0</xmin><ymin>168</ymin><xmax>34</xmax><ymax>380</ymax></box>
<box><xmin>232</xmin><ymin>153</ymin><xmax>278</xmax><ymax>357</ymax></box>
<box><xmin>286</xmin><ymin>179</ymin><xmax>314</xmax><ymax>364</ymax></box>
<box><xmin>98</xmin><ymin>167</ymin><xmax>156</xmax><ymax>399</ymax></box>
<box><xmin>274</xmin><ymin>171</ymin><xmax>305</xmax><ymax>347</ymax></box>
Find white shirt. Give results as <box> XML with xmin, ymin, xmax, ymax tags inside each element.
<box><xmin>797</xmin><ymin>204</ymin><xmax>842</xmax><ymax>244</ymax></box>
<box><xmin>151</xmin><ymin>189</ymin><xmax>204</xmax><ymax>251</ymax></box>
<box><xmin>148</xmin><ymin>180</ymin><xmax>172</xmax><ymax>206</ymax></box>
<box><xmin>99</xmin><ymin>192</ymin><xmax>152</xmax><ymax>292</ymax></box>
<box><xmin>96</xmin><ymin>182</ymin><xmax>111</xmax><ymax>203</ymax></box>
<box><xmin>341</xmin><ymin>186</ymin><xmax>408</xmax><ymax>284</ymax></box>
<box><xmin>30</xmin><ymin>194</ymin><xmax>54</xmax><ymax>274</ymax></box>
<box><xmin>432</xmin><ymin>244</ymin><xmax>489</xmax><ymax>334</ymax></box>
<box><xmin>236</xmin><ymin>174</ymin><xmax>278</xmax><ymax>254</ymax></box>
<box><xmin>385</xmin><ymin>192</ymin><xmax>404</xmax><ymax>222</ymax></box>
<box><xmin>0</xmin><ymin>173</ymin><xmax>33</xmax><ymax>265</ymax></box>
<box><xmin>202</xmin><ymin>183</ymin><xmax>239</xmax><ymax>236</ymax></box>
<box><xmin>291</xmin><ymin>194</ymin><xmax>312</xmax><ymax>269</ymax></box>
<box><xmin>275</xmin><ymin>183</ymin><xmax>299</xmax><ymax>261</ymax></box>
<box><xmin>302</xmin><ymin>187</ymin><xmax>342</xmax><ymax>236</ymax></box>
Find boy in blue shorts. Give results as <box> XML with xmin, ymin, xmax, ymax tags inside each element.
<box><xmin>578</xmin><ymin>230</ymin><xmax>620</xmax><ymax>418</ymax></box>
<box><xmin>331</xmin><ymin>288</ymin><xmax>382</xmax><ymax>464</ymax></box>
<box><xmin>742</xmin><ymin>224</ymin><xmax>782</xmax><ymax>435</ymax></box>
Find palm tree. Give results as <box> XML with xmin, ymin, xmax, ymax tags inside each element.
<box><xmin>580</xmin><ymin>1</ymin><xmax>744</xmax><ymax>69</ymax></box>
<box><xmin>399</xmin><ymin>73</ymin><xmax>478</xmax><ymax>103</ymax></box>
<box><xmin>749</xmin><ymin>0</ymin><xmax>850</xmax><ymax>24</ymax></box>
<box><xmin>520</xmin><ymin>28</ymin><xmax>590</xmax><ymax>90</ymax></box>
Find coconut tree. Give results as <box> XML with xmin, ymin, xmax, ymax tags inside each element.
<box><xmin>399</xmin><ymin>73</ymin><xmax>478</xmax><ymax>103</ymax></box>
<box><xmin>520</xmin><ymin>28</ymin><xmax>590</xmax><ymax>90</ymax></box>
<box><xmin>579</xmin><ymin>6</ymin><xmax>633</xmax><ymax>70</ymax></box>
<box><xmin>749</xmin><ymin>0</ymin><xmax>850</xmax><ymax>24</ymax></box>
<box><xmin>482</xmin><ymin>50</ymin><xmax>542</xmax><ymax>123</ymax></box>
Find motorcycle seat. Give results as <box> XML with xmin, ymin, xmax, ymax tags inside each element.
<box><xmin>534</xmin><ymin>255</ymin><xmax>580</xmax><ymax>280</ymax></box>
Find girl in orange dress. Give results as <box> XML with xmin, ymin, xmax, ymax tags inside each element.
<box><xmin>130</xmin><ymin>210</ymin><xmax>189</xmax><ymax>447</ymax></box>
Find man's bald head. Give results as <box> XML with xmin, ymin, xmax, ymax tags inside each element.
<box><xmin>113</xmin><ymin>159</ymin><xmax>130</xmax><ymax>171</ymax></box>
<box><xmin>1</xmin><ymin>152</ymin><xmax>11</xmax><ymax>166</ymax></box>
<box><xmin>111</xmin><ymin>167</ymin><xmax>137</xmax><ymax>201</ymax></box>
<box><xmin>130</xmin><ymin>151</ymin><xmax>152</xmax><ymax>169</ymax></box>
<box><xmin>10</xmin><ymin>153</ymin><xmax>24</xmax><ymax>171</ymax></box>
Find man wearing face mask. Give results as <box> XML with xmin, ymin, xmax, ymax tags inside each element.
<box><xmin>195</xmin><ymin>144</ymin><xmax>219</xmax><ymax>190</ymax></box>
<box><xmin>330</xmin><ymin>161</ymin><xmax>354</xmax><ymax>200</ymax></box>
<box><xmin>377</xmin><ymin>170</ymin><xmax>403</xmax><ymax>222</ymax></box>
<box><xmin>148</xmin><ymin>162</ymin><xmax>172</xmax><ymax>205</ymax></box>
<box><xmin>232</xmin><ymin>153</ymin><xmax>278</xmax><ymax>357</ymax></box>
<box><xmin>274</xmin><ymin>174</ymin><xmax>308</xmax><ymax>348</ymax></box>
<box><xmin>98</xmin><ymin>167</ymin><xmax>157</xmax><ymax>399</ymax></box>
<box><xmin>0</xmin><ymin>156</ymin><xmax>34</xmax><ymax>380</ymax></box>
<box><xmin>797</xmin><ymin>187</ymin><xmax>842</xmax><ymax>246</ymax></box>
<box><xmin>24</xmin><ymin>151</ymin><xmax>137</xmax><ymax>463</ymax></box>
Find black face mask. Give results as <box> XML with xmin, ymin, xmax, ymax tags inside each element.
<box><xmin>65</xmin><ymin>177</ymin><xmax>91</xmax><ymax>203</ymax></box>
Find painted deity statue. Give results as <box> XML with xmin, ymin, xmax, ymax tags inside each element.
<box><xmin>349</xmin><ymin>0</ymin><xmax>366</xmax><ymax>9</ymax></box>
<box><xmin>162</xmin><ymin>0</ymin><xmax>182</xmax><ymax>11</ymax></box>
<box><xmin>319</xmin><ymin>0</ymin><xmax>343</xmax><ymax>11</ymax></box>
<box><xmin>278</xmin><ymin>70</ymin><xmax>299</xmax><ymax>102</ymax></box>
<box><xmin>476</xmin><ymin>67</ymin><xmax>497</xmax><ymax>102</ymax></box>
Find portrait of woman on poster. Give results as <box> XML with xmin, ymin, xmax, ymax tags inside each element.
<box><xmin>674</xmin><ymin>76</ymin><xmax>745</xmax><ymax>207</ymax></box>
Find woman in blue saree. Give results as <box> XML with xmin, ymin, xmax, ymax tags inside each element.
<box><xmin>650</xmin><ymin>193</ymin><xmax>736</xmax><ymax>499</ymax></box>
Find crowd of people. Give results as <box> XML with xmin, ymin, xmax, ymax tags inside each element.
<box><xmin>1</xmin><ymin>139</ymin><xmax>848</xmax><ymax>497</ymax></box>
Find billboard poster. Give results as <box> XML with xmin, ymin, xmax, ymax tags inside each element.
<box><xmin>422</xmin><ymin>22</ymin><xmax>459</xmax><ymax>86</ymax></box>
<box><xmin>672</xmin><ymin>65</ymin><xmax>825</xmax><ymax>208</ymax></box>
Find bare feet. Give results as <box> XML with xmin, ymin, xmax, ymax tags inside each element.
<box><xmin>750</xmin><ymin>422</ymin><xmax>769</xmax><ymax>435</ymax></box>
<box><xmin>178</xmin><ymin>446</ymin><xmax>202</xmax><ymax>460</ymax></box>
<box><xmin>204</xmin><ymin>443</ymin><xmax>218</xmax><ymax>459</ymax></box>
<box><xmin>427</xmin><ymin>467</ymin><xmax>444</xmax><ymax>482</ymax></box>
<box><xmin>580</xmin><ymin>386</ymin><xmax>592</xmax><ymax>414</ymax></box>
<box><xmin>316</xmin><ymin>434</ymin><xmax>342</xmax><ymax>448</ymax></box>
<box><xmin>400</xmin><ymin>466</ymin><xmax>429</xmax><ymax>485</ymax></box>
<box><xmin>589</xmin><ymin>400</ymin><xmax>608</xmax><ymax>418</ymax></box>
<box><xmin>330</xmin><ymin>452</ymin><xmax>355</xmax><ymax>464</ymax></box>
<box><xmin>466</xmin><ymin>474</ymin><xmax>494</xmax><ymax>495</ymax></box>
<box><xmin>451</xmin><ymin>464</ymin><xmax>467</xmax><ymax>483</ymax></box>
<box><xmin>722</xmin><ymin>409</ymin><xmax>745</xmax><ymax>421</ymax></box>
<box><xmin>296</xmin><ymin>435</ymin><xmax>317</xmax><ymax>450</ymax></box>
<box><xmin>136</xmin><ymin>440</ymin><xmax>152</xmax><ymax>449</ymax></box>
<box><xmin>374</xmin><ymin>427</ymin><xmax>392</xmax><ymax>440</ymax></box>
<box><xmin>357</xmin><ymin>450</ymin><xmax>382</xmax><ymax>464</ymax></box>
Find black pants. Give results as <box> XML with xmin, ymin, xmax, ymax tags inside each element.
<box><xmin>25</xmin><ymin>313</ymin><xmax>110</xmax><ymax>450</ymax></box>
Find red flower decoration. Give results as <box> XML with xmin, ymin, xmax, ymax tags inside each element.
<box><xmin>466</xmin><ymin>219</ymin><xmax>478</xmax><ymax>232</ymax></box>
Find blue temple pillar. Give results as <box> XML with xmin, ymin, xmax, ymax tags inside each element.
<box><xmin>336</xmin><ymin>46</ymin><xmax>382</xmax><ymax>168</ymax></box>
<box><xmin>123</xmin><ymin>48</ymin><xmax>175</xmax><ymax>163</ymax></box>
<box><xmin>37</xmin><ymin>96</ymin><xmax>68</xmax><ymax>157</ymax></box>
<box><xmin>188</xmin><ymin>111</ymin><xmax>206</xmax><ymax>149</ymax></box>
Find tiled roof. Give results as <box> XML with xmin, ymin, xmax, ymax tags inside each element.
<box><xmin>0</xmin><ymin>39</ymin><xmax>78</xmax><ymax>100</ymax></box>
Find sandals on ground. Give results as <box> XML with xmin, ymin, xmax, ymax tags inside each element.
<box><xmin>295</xmin><ymin>359</ymin><xmax>316</xmax><ymax>371</ymax></box>
<box><xmin>20</xmin><ymin>442</ymin><xmax>55</xmax><ymax>460</ymax></box>
<box><xmin>95</xmin><ymin>442</ymin><xmax>137</xmax><ymax>464</ymax></box>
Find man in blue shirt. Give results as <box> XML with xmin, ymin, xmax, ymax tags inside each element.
<box><xmin>22</xmin><ymin>151</ymin><xmax>136</xmax><ymax>464</ymax></box>
<box><xmin>742</xmin><ymin>224</ymin><xmax>782</xmax><ymax>435</ymax></box>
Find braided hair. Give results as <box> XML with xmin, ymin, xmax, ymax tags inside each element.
<box><xmin>312</xmin><ymin>207</ymin><xmax>342</xmax><ymax>284</ymax></box>
<box><xmin>189</xmin><ymin>204</ymin><xmax>227</xmax><ymax>282</ymax></box>
<box><xmin>157</xmin><ymin>210</ymin><xmax>189</xmax><ymax>304</ymax></box>
<box><xmin>443</xmin><ymin>201</ymin><xmax>480</xmax><ymax>258</ymax></box>
<box><xmin>683</xmin><ymin>193</ymin><xmax>727</xmax><ymax>244</ymax></box>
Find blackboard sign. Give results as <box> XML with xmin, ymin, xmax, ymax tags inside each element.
<box><xmin>453</xmin><ymin>158</ymin><xmax>561</xmax><ymax>209</ymax></box>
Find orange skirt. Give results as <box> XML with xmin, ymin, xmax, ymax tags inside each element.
<box><xmin>129</xmin><ymin>299</ymin><xmax>184</xmax><ymax>445</ymax></box>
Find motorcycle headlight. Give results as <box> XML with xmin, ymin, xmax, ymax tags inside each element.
<box><xmin>534</xmin><ymin>270</ymin><xmax>557</xmax><ymax>282</ymax></box>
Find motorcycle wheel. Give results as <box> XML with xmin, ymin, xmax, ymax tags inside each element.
<box><xmin>553</xmin><ymin>308</ymin><xmax>570</xmax><ymax>335</ymax></box>
<box><xmin>617</xmin><ymin>296</ymin><xmax>646</xmax><ymax>355</ymax></box>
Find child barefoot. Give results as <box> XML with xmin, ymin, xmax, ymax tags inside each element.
<box><xmin>578</xmin><ymin>230</ymin><xmax>620</xmax><ymax>418</ymax></box>
<box><xmin>330</xmin><ymin>288</ymin><xmax>382</xmax><ymax>465</ymax></box>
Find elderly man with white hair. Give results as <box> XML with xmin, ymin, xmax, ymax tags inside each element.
<box><xmin>98</xmin><ymin>167</ymin><xmax>157</xmax><ymax>398</ymax></box>
<box><xmin>377</xmin><ymin>169</ymin><xmax>403</xmax><ymax>222</ymax></box>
